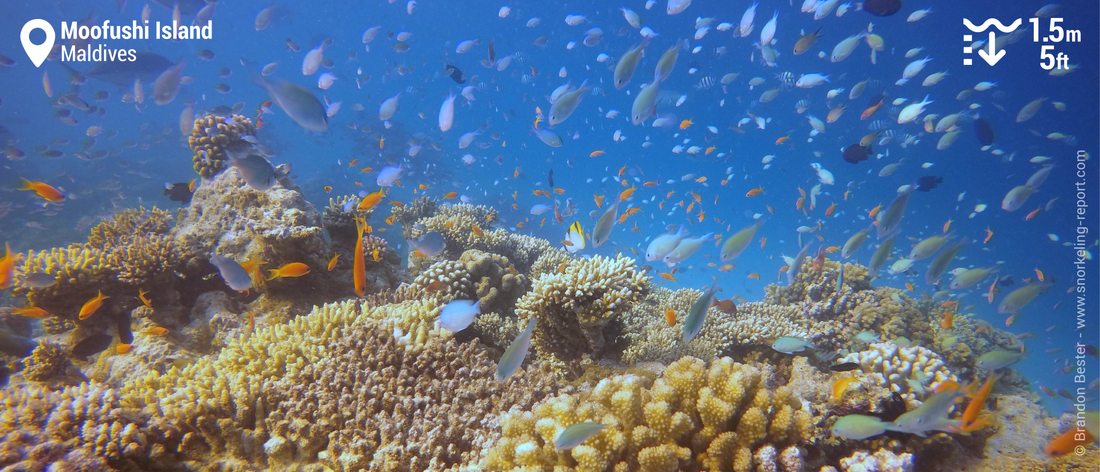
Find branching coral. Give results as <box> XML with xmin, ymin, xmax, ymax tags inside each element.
<box><xmin>21</xmin><ymin>341</ymin><xmax>77</xmax><ymax>383</ymax></box>
<box><xmin>517</xmin><ymin>254</ymin><xmax>649</xmax><ymax>364</ymax></box>
<box><xmin>836</xmin><ymin>287</ymin><xmax>935</xmax><ymax>351</ymax></box>
<box><xmin>483</xmin><ymin>356</ymin><xmax>813</xmax><ymax>472</ymax></box>
<box><xmin>187</xmin><ymin>113</ymin><xmax>256</xmax><ymax>178</ymax></box>
<box><xmin>13</xmin><ymin>208</ymin><xmax>182</xmax><ymax>316</ymax></box>
<box><xmin>838</xmin><ymin>342</ymin><xmax>958</xmax><ymax>407</ymax></box>
<box><xmin>263</xmin><ymin>322</ymin><xmax>565</xmax><ymax>471</ymax></box>
<box><xmin>766</xmin><ymin>259</ymin><xmax>872</xmax><ymax>321</ymax></box>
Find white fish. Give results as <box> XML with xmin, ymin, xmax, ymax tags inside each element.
<box><xmin>897</xmin><ymin>57</ymin><xmax>932</xmax><ymax>85</ymax></box>
<box><xmin>631</xmin><ymin>81</ymin><xmax>661</xmax><ymax>125</ymax></box>
<box><xmin>316</xmin><ymin>72</ymin><xmax>336</xmax><ymax>90</ymax></box>
<box><xmin>438</xmin><ymin>300</ymin><xmax>480</xmax><ymax>332</ymax></box>
<box><xmin>738</xmin><ymin>1</ymin><xmax>758</xmax><ymax>37</ymax></box>
<box><xmin>922</xmin><ymin>71</ymin><xmax>948</xmax><ymax>86</ymax></box>
<box><xmin>897</xmin><ymin>95</ymin><xmax>933</xmax><ymax>124</ymax></box>
<box><xmin>564</xmin><ymin>14</ymin><xmax>587</xmax><ymax>26</ymax></box>
<box><xmin>379</xmin><ymin>94</ymin><xmax>400</xmax><ymax>121</ymax></box>
<box><xmin>795</xmin><ymin>73</ymin><xmax>829</xmax><ymax>88</ymax></box>
<box><xmin>362</xmin><ymin>26</ymin><xmax>383</xmax><ymax>44</ymax></box>
<box><xmin>889</xmin><ymin>258</ymin><xmax>915</xmax><ymax>275</ymax></box>
<box><xmin>907</xmin><ymin>8</ymin><xmax>932</xmax><ymax>22</ymax></box>
<box><xmin>438</xmin><ymin>93</ymin><xmax>456</xmax><ymax>132</ymax></box>
<box><xmin>455</xmin><ymin>39</ymin><xmax>480</xmax><ymax>54</ymax></box>
<box><xmin>621</xmin><ymin>7</ymin><xmax>642</xmax><ymax>28</ymax></box>
<box><xmin>973</xmin><ymin>81</ymin><xmax>997</xmax><ymax>91</ymax></box>
<box><xmin>666</xmin><ymin>0</ymin><xmax>692</xmax><ymax>15</ymax></box>
<box><xmin>663</xmin><ymin>233</ymin><xmax>712</xmax><ymax>267</ymax></box>
<box><xmin>759</xmin><ymin>11</ymin><xmax>778</xmax><ymax>45</ymax></box>
<box><xmin>376</xmin><ymin>165</ymin><xmax>403</xmax><ymax>187</ymax></box>
<box><xmin>302</xmin><ymin>43</ymin><xmax>325</xmax><ymax>76</ymax></box>
<box><xmin>646</xmin><ymin>226</ymin><xmax>688</xmax><ymax>261</ymax></box>
<box><xmin>831</xmin><ymin>33</ymin><xmax>864</xmax><ymax>63</ymax></box>
<box><xmin>498</xmin><ymin>6</ymin><xmax>511</xmax><ymax>18</ymax></box>
<box><xmin>811</xmin><ymin>162</ymin><xmax>834</xmax><ymax>185</ymax></box>
<box><xmin>458</xmin><ymin>130</ymin><xmax>480</xmax><ymax>149</ymax></box>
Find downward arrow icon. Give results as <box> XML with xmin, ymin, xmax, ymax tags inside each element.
<box><xmin>978</xmin><ymin>31</ymin><xmax>1005</xmax><ymax>66</ymax></box>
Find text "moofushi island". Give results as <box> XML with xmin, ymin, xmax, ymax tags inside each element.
<box><xmin>60</xmin><ymin>20</ymin><xmax>212</xmax><ymax>63</ymax></box>
<box><xmin>62</xmin><ymin>19</ymin><xmax>212</xmax><ymax>41</ymax></box>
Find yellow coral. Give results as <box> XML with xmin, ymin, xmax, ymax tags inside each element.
<box><xmin>517</xmin><ymin>254</ymin><xmax>649</xmax><ymax>364</ymax></box>
<box><xmin>483</xmin><ymin>356</ymin><xmax>813</xmax><ymax>471</ymax></box>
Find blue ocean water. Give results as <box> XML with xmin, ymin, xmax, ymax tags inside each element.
<box><xmin>0</xmin><ymin>0</ymin><xmax>1096</xmax><ymax>427</ymax></box>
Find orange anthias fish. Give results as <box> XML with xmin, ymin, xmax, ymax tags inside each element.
<box><xmin>824</xmin><ymin>202</ymin><xmax>837</xmax><ymax>218</ymax></box>
<box><xmin>327</xmin><ymin>253</ymin><xmax>340</xmax><ymax>271</ymax></box>
<box><xmin>1045</xmin><ymin>428</ymin><xmax>1095</xmax><ymax>456</ymax></box>
<box><xmin>267</xmin><ymin>262</ymin><xmax>311</xmax><ymax>280</ymax></box>
<box><xmin>442</xmin><ymin>191</ymin><xmax>459</xmax><ymax>200</ymax></box>
<box><xmin>746</xmin><ymin>272</ymin><xmax>761</xmax><ymax>280</ymax></box>
<box><xmin>141</xmin><ymin>326</ymin><xmax>170</xmax><ymax>336</ymax></box>
<box><xmin>0</xmin><ymin>243</ymin><xmax>13</xmax><ymax>289</ymax></box>
<box><xmin>116</xmin><ymin>343</ymin><xmax>133</xmax><ymax>354</ymax></box>
<box><xmin>357</xmin><ymin>189</ymin><xmax>386</xmax><ymax>212</ymax></box>
<box><xmin>589</xmin><ymin>149</ymin><xmax>605</xmax><ymax>158</ymax></box>
<box><xmin>832</xmin><ymin>377</ymin><xmax>859</xmax><ymax>401</ymax></box>
<box><xmin>593</xmin><ymin>194</ymin><xmax>605</xmax><ymax>208</ymax></box>
<box><xmin>860</xmin><ymin>96</ymin><xmax>885</xmax><ymax>120</ymax></box>
<box><xmin>1035</xmin><ymin>268</ymin><xmax>1045</xmax><ymax>282</ymax></box>
<box><xmin>867</xmin><ymin>204</ymin><xmax>883</xmax><ymax>219</ymax></box>
<box><xmin>19</xmin><ymin>178</ymin><xmax>65</xmax><ymax>203</ymax></box>
<box><xmin>983</xmin><ymin>227</ymin><xmax>994</xmax><ymax>244</ymax></box>
<box><xmin>940</xmin><ymin>310</ymin><xmax>955</xmax><ymax>329</ymax></box>
<box><xmin>659</xmin><ymin>272</ymin><xmax>677</xmax><ymax>282</ymax></box>
<box><xmin>1025</xmin><ymin>208</ymin><xmax>1041</xmax><ymax>221</ymax></box>
<box><xmin>11</xmin><ymin>306</ymin><xmax>50</xmax><ymax>319</ymax></box>
<box><xmin>353</xmin><ymin>216</ymin><xmax>368</xmax><ymax>297</ymax></box>
<box><xmin>943</xmin><ymin>219</ymin><xmax>953</xmax><ymax>234</ymax></box>
<box><xmin>619</xmin><ymin>186</ymin><xmax>636</xmax><ymax>202</ymax></box>
<box><xmin>745</xmin><ymin>187</ymin><xmax>764</xmax><ymax>197</ymax></box>
<box><xmin>987</xmin><ymin>278</ymin><xmax>999</xmax><ymax>304</ymax></box>
<box><xmin>78</xmin><ymin>290</ymin><xmax>109</xmax><ymax>320</ymax></box>
<box><xmin>138</xmin><ymin>288</ymin><xmax>153</xmax><ymax>308</ymax></box>
<box><xmin>664</xmin><ymin>308</ymin><xmax>676</xmax><ymax>327</ymax></box>
<box><xmin>957</xmin><ymin>373</ymin><xmax>1000</xmax><ymax>432</ymax></box>
<box><xmin>679</xmin><ymin>118</ymin><xmax>693</xmax><ymax>129</ymax></box>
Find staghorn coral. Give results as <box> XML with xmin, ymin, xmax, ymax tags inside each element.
<box><xmin>838</xmin><ymin>342</ymin><xmax>958</xmax><ymax>407</ymax></box>
<box><xmin>483</xmin><ymin>356</ymin><xmax>813</xmax><ymax>472</ymax></box>
<box><xmin>187</xmin><ymin>113</ymin><xmax>256</xmax><ymax>178</ymax></box>
<box><xmin>517</xmin><ymin>254</ymin><xmax>649</xmax><ymax>365</ymax></box>
<box><xmin>263</xmin><ymin>322</ymin><xmax>565</xmax><ymax>471</ymax></box>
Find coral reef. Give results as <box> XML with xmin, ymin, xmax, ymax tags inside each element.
<box><xmin>21</xmin><ymin>341</ymin><xmax>78</xmax><ymax>384</ymax></box>
<box><xmin>187</xmin><ymin>113</ymin><xmax>256</xmax><ymax>178</ymax></box>
<box><xmin>838</xmin><ymin>342</ymin><xmax>958</xmax><ymax>407</ymax></box>
<box><xmin>838</xmin><ymin>448</ymin><xmax>914</xmax><ymax>472</ymax></box>
<box><xmin>264</xmin><ymin>322</ymin><xmax>564</xmax><ymax>470</ymax></box>
<box><xmin>483</xmin><ymin>356</ymin><xmax>813</xmax><ymax>471</ymax></box>
<box><xmin>766</xmin><ymin>259</ymin><xmax>874</xmax><ymax>321</ymax></box>
<box><xmin>13</xmin><ymin>208</ymin><xmax>182</xmax><ymax>315</ymax></box>
<box><xmin>517</xmin><ymin>254</ymin><xmax>649</xmax><ymax>365</ymax></box>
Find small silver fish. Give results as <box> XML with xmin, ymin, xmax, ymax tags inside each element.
<box><xmin>496</xmin><ymin>317</ymin><xmax>536</xmax><ymax>380</ymax></box>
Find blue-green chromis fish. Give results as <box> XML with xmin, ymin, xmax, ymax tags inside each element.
<box><xmin>682</xmin><ymin>285</ymin><xmax>718</xmax><ymax>342</ymax></box>
<box><xmin>496</xmin><ymin>317</ymin><xmax>537</xmax><ymax>381</ymax></box>
<box><xmin>554</xmin><ymin>422</ymin><xmax>606</xmax><ymax>450</ymax></box>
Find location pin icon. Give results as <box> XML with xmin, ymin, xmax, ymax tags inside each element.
<box><xmin>21</xmin><ymin>19</ymin><xmax>55</xmax><ymax>68</ymax></box>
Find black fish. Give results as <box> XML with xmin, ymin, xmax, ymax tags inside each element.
<box><xmin>842</xmin><ymin>143</ymin><xmax>871</xmax><ymax>164</ymax></box>
<box><xmin>863</xmin><ymin>0</ymin><xmax>902</xmax><ymax>16</ymax></box>
<box><xmin>117</xmin><ymin>312</ymin><xmax>133</xmax><ymax>345</ymax></box>
<box><xmin>974</xmin><ymin>117</ymin><xmax>995</xmax><ymax>146</ymax></box>
<box><xmin>829</xmin><ymin>362</ymin><xmax>861</xmax><ymax>372</ymax></box>
<box><xmin>164</xmin><ymin>182</ymin><xmax>194</xmax><ymax>204</ymax></box>
<box><xmin>915</xmin><ymin>175</ymin><xmax>942</xmax><ymax>192</ymax></box>
<box><xmin>548</xmin><ymin>168</ymin><xmax>554</xmax><ymax>187</ymax></box>
<box><xmin>71</xmin><ymin>333</ymin><xmax>113</xmax><ymax>358</ymax></box>
<box><xmin>445</xmin><ymin>64</ymin><xmax>466</xmax><ymax>84</ymax></box>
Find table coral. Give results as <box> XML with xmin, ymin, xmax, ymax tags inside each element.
<box><xmin>517</xmin><ymin>254</ymin><xmax>649</xmax><ymax>364</ymax></box>
<box><xmin>483</xmin><ymin>356</ymin><xmax>812</xmax><ymax>472</ymax></box>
